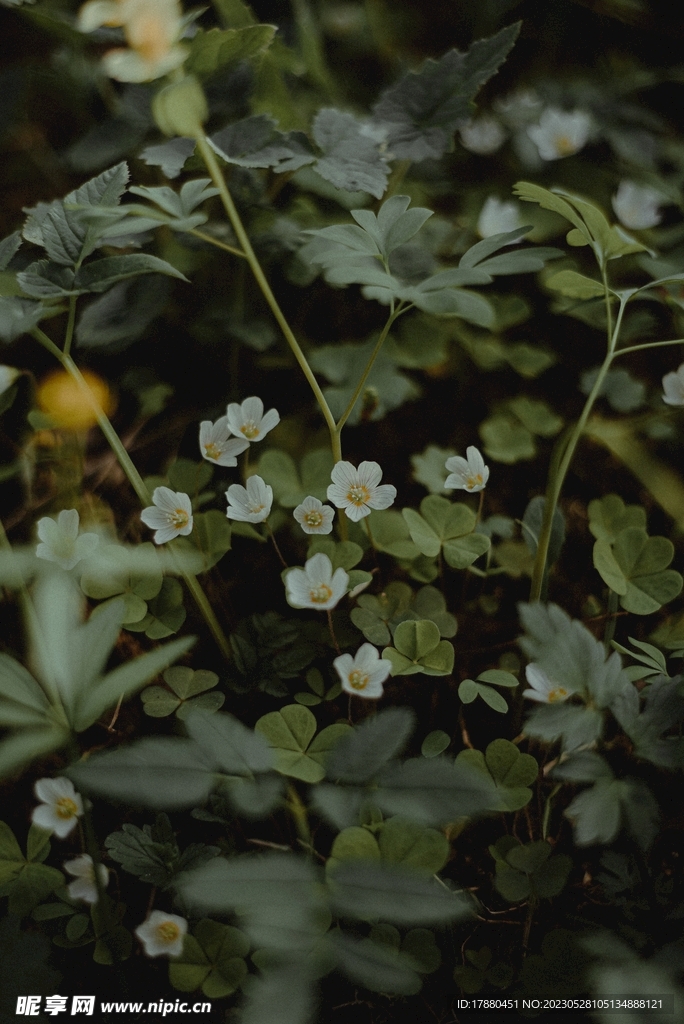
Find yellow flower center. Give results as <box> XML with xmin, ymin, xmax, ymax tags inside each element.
<box><xmin>465</xmin><ymin>474</ymin><xmax>483</xmax><ymax>490</ymax></box>
<box><xmin>156</xmin><ymin>921</ymin><xmax>181</xmax><ymax>945</ymax></box>
<box><xmin>309</xmin><ymin>584</ymin><xmax>333</xmax><ymax>604</ymax></box>
<box><xmin>55</xmin><ymin>797</ymin><xmax>79</xmax><ymax>820</ymax></box>
<box><xmin>548</xmin><ymin>686</ymin><xmax>568</xmax><ymax>703</ymax></box>
<box><xmin>348</xmin><ymin>669</ymin><xmax>370</xmax><ymax>691</ymax></box>
<box><xmin>171</xmin><ymin>509</ymin><xmax>189</xmax><ymax>529</ymax></box>
<box><xmin>555</xmin><ymin>135</ymin><xmax>575</xmax><ymax>157</ymax></box>
<box><xmin>304</xmin><ymin>510</ymin><xmax>324</xmax><ymax>528</ymax></box>
<box><xmin>127</xmin><ymin>14</ymin><xmax>173</xmax><ymax>65</ymax></box>
<box><xmin>204</xmin><ymin>442</ymin><xmax>221</xmax><ymax>461</ymax></box>
<box><xmin>347</xmin><ymin>484</ymin><xmax>370</xmax><ymax>506</ymax></box>
<box><xmin>249</xmin><ymin>503</ymin><xmax>266</xmax><ymax>515</ymax></box>
<box><xmin>240</xmin><ymin>422</ymin><xmax>259</xmax><ymax>440</ymax></box>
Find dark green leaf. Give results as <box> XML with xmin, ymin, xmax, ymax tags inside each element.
<box><xmin>313</xmin><ymin>108</ymin><xmax>390</xmax><ymax>199</ymax></box>
<box><xmin>210</xmin><ymin>115</ymin><xmax>315</xmax><ymax>172</ymax></box>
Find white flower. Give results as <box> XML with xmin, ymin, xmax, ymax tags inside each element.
<box><xmin>78</xmin><ymin>0</ymin><xmax>187</xmax><ymax>83</ymax></box>
<box><xmin>135</xmin><ymin>910</ymin><xmax>187</xmax><ymax>958</ymax></box>
<box><xmin>140</xmin><ymin>487</ymin><xmax>193</xmax><ymax>545</ymax></box>
<box><xmin>459</xmin><ymin>116</ymin><xmax>507</xmax><ymax>155</ymax></box>
<box><xmin>444</xmin><ymin>447</ymin><xmax>489</xmax><ymax>493</ymax></box>
<box><xmin>477</xmin><ymin>197</ymin><xmax>524</xmax><ymax>238</ymax></box>
<box><xmin>64</xmin><ymin>854</ymin><xmax>109</xmax><ymax>905</ymax></box>
<box><xmin>527</xmin><ymin>108</ymin><xmax>592</xmax><ymax>161</ymax></box>
<box><xmin>225</xmin><ymin>396</ymin><xmax>279</xmax><ymax>443</ymax></box>
<box><xmin>333</xmin><ymin>643</ymin><xmax>390</xmax><ymax>699</ymax></box>
<box><xmin>36</xmin><ymin>509</ymin><xmax>100</xmax><ymax>571</ymax></box>
<box><xmin>31</xmin><ymin>778</ymin><xmax>84</xmax><ymax>839</ymax></box>
<box><xmin>225</xmin><ymin>475</ymin><xmax>273</xmax><ymax>523</ymax></box>
<box><xmin>662</xmin><ymin>364</ymin><xmax>684</xmax><ymax>406</ymax></box>
<box><xmin>293</xmin><ymin>496</ymin><xmax>335</xmax><ymax>535</ymax></box>
<box><xmin>327</xmin><ymin>461</ymin><xmax>397</xmax><ymax>522</ymax></box>
<box><xmin>285</xmin><ymin>552</ymin><xmax>349</xmax><ymax>611</ymax></box>
<box><xmin>612</xmin><ymin>181</ymin><xmax>664</xmax><ymax>230</ymax></box>
<box><xmin>199</xmin><ymin>415</ymin><xmax>249</xmax><ymax>467</ymax></box>
<box><xmin>0</xmin><ymin>365</ymin><xmax>19</xmax><ymax>397</ymax></box>
<box><xmin>523</xmin><ymin>664</ymin><xmax>572</xmax><ymax>703</ymax></box>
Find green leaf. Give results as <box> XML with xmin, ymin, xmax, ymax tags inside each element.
<box><xmin>170</xmin><ymin>920</ymin><xmax>249</xmax><ymax>998</ymax></box>
<box><xmin>328</xmin><ymin>826</ymin><xmax>381</xmax><ymax>869</ymax></box>
<box><xmin>522</xmin><ymin>496</ymin><xmax>566</xmax><ymax>566</ymax></box>
<box><xmin>312</xmin><ymin>108</ymin><xmax>391</xmax><ymax>199</ymax></box>
<box><xmin>75</xmin><ymin>254</ymin><xmax>188</xmax><ymax>293</ymax></box>
<box><xmin>331</xmin><ymin>931</ymin><xmax>422</xmax><ymax>996</ymax></box>
<box><xmin>255</xmin><ymin>704</ymin><xmax>331</xmax><ymax>782</ymax></box>
<box><xmin>479</xmin><ymin>413</ymin><xmax>536</xmax><ymax>463</ymax></box>
<box><xmin>457</xmin><ymin>740</ymin><xmax>537</xmax><ymax>811</ymax></box>
<box><xmin>421</xmin><ymin>730</ymin><xmax>450</xmax><ymax>758</ymax></box>
<box><xmin>546</xmin><ymin>270</ymin><xmax>605</xmax><ymax>299</ymax></box>
<box><xmin>0</xmin><ymin>727</ymin><xmax>69</xmax><ymax>780</ymax></box>
<box><xmin>411</xmin><ymin>444</ymin><xmax>457</xmax><ymax>495</ymax></box>
<box><xmin>0</xmin><ymin>231</ymin><xmax>21</xmax><ymax>271</ymax></box>
<box><xmin>329</xmin><ymin>860</ymin><xmax>471</xmax><ymax>925</ymax></box>
<box><xmin>0</xmin><ymin>296</ymin><xmax>43</xmax><ymax>343</ymax></box>
<box><xmin>610</xmin><ymin>528</ymin><xmax>683</xmax><ymax>615</ymax></box>
<box><xmin>187</xmin><ymin>24</ymin><xmax>276</xmax><ymax>77</ymax></box>
<box><xmin>587</xmin><ymin>494</ymin><xmax>646</xmax><ymax>542</ymax></box>
<box><xmin>210</xmin><ymin>115</ymin><xmax>315</xmax><ymax>173</ymax></box>
<box><xmin>371</xmin><ymin>23</ymin><xmax>520</xmax><ymax>162</ymax></box>
<box><xmin>326</xmin><ymin>707</ymin><xmax>415</xmax><ymax>784</ymax></box>
<box><xmin>126</xmin><ymin>577</ymin><xmax>187</xmax><ymax>640</ymax></box>
<box><xmin>376</xmin><ymin>817</ymin><xmax>449</xmax><ymax>874</ymax></box>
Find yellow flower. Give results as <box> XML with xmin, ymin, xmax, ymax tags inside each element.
<box><xmin>78</xmin><ymin>0</ymin><xmax>187</xmax><ymax>82</ymax></box>
<box><xmin>37</xmin><ymin>369</ymin><xmax>114</xmax><ymax>431</ymax></box>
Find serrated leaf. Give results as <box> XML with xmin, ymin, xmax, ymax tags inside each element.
<box><xmin>140</xmin><ymin>137</ymin><xmax>196</xmax><ymax>179</ymax></box>
<box><xmin>329</xmin><ymin>860</ymin><xmax>470</xmax><ymax>924</ymax></box>
<box><xmin>210</xmin><ymin>115</ymin><xmax>315</xmax><ymax>172</ymax></box>
<box><xmin>313</xmin><ymin>108</ymin><xmax>390</xmax><ymax>199</ymax></box>
<box><xmin>325</xmin><ymin>706</ymin><xmax>415</xmax><ymax>784</ymax></box>
<box><xmin>187</xmin><ymin>24</ymin><xmax>276</xmax><ymax>77</ymax></box>
<box><xmin>371</xmin><ymin>23</ymin><xmax>520</xmax><ymax>161</ymax></box>
<box><xmin>75</xmin><ymin>254</ymin><xmax>188</xmax><ymax>293</ymax></box>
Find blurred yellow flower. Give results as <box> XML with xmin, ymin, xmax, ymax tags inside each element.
<box><xmin>78</xmin><ymin>0</ymin><xmax>187</xmax><ymax>83</ymax></box>
<box><xmin>37</xmin><ymin>370</ymin><xmax>114</xmax><ymax>431</ymax></box>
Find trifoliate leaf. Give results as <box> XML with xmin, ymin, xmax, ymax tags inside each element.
<box><xmin>457</xmin><ymin>739</ymin><xmax>537</xmax><ymax>810</ymax></box>
<box><xmin>255</xmin><ymin>705</ymin><xmax>351</xmax><ymax>783</ymax></box>
<box><xmin>371</xmin><ymin>23</ymin><xmax>520</xmax><ymax>161</ymax></box>
<box><xmin>169</xmin><ymin>920</ymin><xmax>249</xmax><ymax>999</ymax></box>
<box><xmin>383</xmin><ymin>620</ymin><xmax>454</xmax><ymax>677</ymax></box>
<box><xmin>411</xmin><ymin>444</ymin><xmax>457</xmax><ymax>494</ymax></box>
<box><xmin>587</xmin><ymin>494</ymin><xmax>646</xmax><ymax>542</ymax></box>
<box><xmin>594</xmin><ymin>528</ymin><xmax>682</xmax><ymax>615</ymax></box>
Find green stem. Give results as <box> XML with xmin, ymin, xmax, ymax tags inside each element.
<box><xmin>189</xmin><ymin>228</ymin><xmax>246</xmax><ymax>260</ymax></box>
<box><xmin>194</xmin><ymin>134</ymin><xmax>338</xmax><ymax>445</ymax></box>
<box><xmin>542</xmin><ymin>783</ymin><xmax>561</xmax><ymax>840</ymax></box>
<box><xmin>286</xmin><ymin>784</ymin><xmax>313</xmax><ymax>848</ymax></box>
<box><xmin>613</xmin><ymin>337</ymin><xmax>684</xmax><ymax>358</ymax></box>
<box><xmin>334</xmin><ymin>309</ymin><xmax>402</xmax><ymax>434</ymax></box>
<box><xmin>291</xmin><ymin>0</ymin><xmax>340</xmax><ymax>100</ymax></box>
<box><xmin>529</xmin><ymin>292</ymin><xmax>629</xmax><ymax>602</ymax></box>
<box><xmin>63</xmin><ymin>295</ymin><xmax>77</xmax><ymax>358</ymax></box>
<box><xmin>31</xmin><ymin>328</ymin><xmax>233</xmax><ymax>664</ymax></box>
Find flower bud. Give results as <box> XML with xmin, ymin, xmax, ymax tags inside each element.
<box><xmin>152</xmin><ymin>75</ymin><xmax>207</xmax><ymax>138</ymax></box>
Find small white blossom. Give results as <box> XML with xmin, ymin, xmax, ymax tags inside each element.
<box><xmin>662</xmin><ymin>364</ymin><xmax>684</xmax><ymax>406</ymax></box>
<box><xmin>327</xmin><ymin>461</ymin><xmax>396</xmax><ymax>522</ymax></box>
<box><xmin>334</xmin><ymin>643</ymin><xmax>390</xmax><ymax>699</ymax></box>
<box><xmin>36</xmin><ymin>509</ymin><xmax>100</xmax><ymax>571</ymax></box>
<box><xmin>527</xmin><ymin>108</ymin><xmax>592</xmax><ymax>161</ymax></box>
<box><xmin>32</xmin><ymin>778</ymin><xmax>84</xmax><ymax>839</ymax></box>
<box><xmin>225</xmin><ymin>396</ymin><xmax>279</xmax><ymax>443</ymax></box>
<box><xmin>135</xmin><ymin>910</ymin><xmax>187</xmax><ymax>958</ymax></box>
<box><xmin>477</xmin><ymin>197</ymin><xmax>524</xmax><ymax>238</ymax></box>
<box><xmin>64</xmin><ymin>854</ymin><xmax>109</xmax><ymax>905</ymax></box>
<box><xmin>285</xmin><ymin>552</ymin><xmax>349</xmax><ymax>611</ymax></box>
<box><xmin>523</xmin><ymin>664</ymin><xmax>572</xmax><ymax>703</ymax></box>
<box><xmin>140</xmin><ymin>487</ymin><xmax>193</xmax><ymax>545</ymax></box>
<box><xmin>444</xmin><ymin>447</ymin><xmax>489</xmax><ymax>493</ymax></box>
<box><xmin>225</xmin><ymin>475</ymin><xmax>273</xmax><ymax>523</ymax></box>
<box><xmin>612</xmin><ymin>180</ymin><xmax>664</xmax><ymax>230</ymax></box>
<box><xmin>293</xmin><ymin>496</ymin><xmax>335</xmax><ymax>535</ymax></box>
<box><xmin>78</xmin><ymin>0</ymin><xmax>187</xmax><ymax>83</ymax></box>
<box><xmin>459</xmin><ymin>116</ymin><xmax>507</xmax><ymax>155</ymax></box>
<box><xmin>199</xmin><ymin>416</ymin><xmax>249</xmax><ymax>467</ymax></box>
<box><xmin>0</xmin><ymin>365</ymin><xmax>20</xmax><ymax>396</ymax></box>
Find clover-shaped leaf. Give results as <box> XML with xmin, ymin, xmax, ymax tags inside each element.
<box><xmin>127</xmin><ymin>577</ymin><xmax>186</xmax><ymax>640</ymax></box>
<box><xmin>169</xmin><ymin>919</ymin><xmax>250</xmax><ymax>998</ymax></box>
<box><xmin>593</xmin><ymin>527</ymin><xmax>683</xmax><ymax>615</ymax></box>
<box><xmin>257</xmin><ymin>448</ymin><xmax>334</xmax><ymax>507</ymax></box>
<box><xmin>0</xmin><ymin>821</ymin><xmax>63</xmax><ymax>917</ymax></box>
<box><xmin>489</xmin><ymin>837</ymin><xmax>571</xmax><ymax>902</ymax></box>
<box><xmin>351</xmin><ymin>582</ymin><xmax>414</xmax><ymax>646</ymax></box>
<box><xmin>479</xmin><ymin>396</ymin><xmax>563</xmax><ymax>464</ymax></box>
<box><xmin>383</xmin><ymin>620</ymin><xmax>454</xmax><ymax>677</ymax></box>
<box><xmin>587</xmin><ymin>494</ymin><xmax>646</xmax><ymax>542</ymax></box>
<box><xmin>454</xmin><ymin>946</ymin><xmax>513</xmax><ymax>993</ymax></box>
<box><xmin>376</xmin><ymin>817</ymin><xmax>449</xmax><ymax>875</ymax></box>
<box><xmin>457</xmin><ymin>739</ymin><xmax>537</xmax><ymax>811</ymax></box>
<box><xmin>458</xmin><ymin>671</ymin><xmax>518</xmax><ymax>716</ymax></box>
<box><xmin>367</xmin><ymin>511</ymin><xmax>421</xmax><ymax>561</ymax></box>
<box><xmin>80</xmin><ymin>542</ymin><xmax>163</xmax><ymax>625</ymax></box>
<box><xmin>141</xmin><ymin>667</ymin><xmax>224</xmax><ymax>720</ymax></box>
<box><xmin>402</xmin><ymin>496</ymin><xmax>490</xmax><ymax>568</ymax></box>
<box><xmin>307</xmin><ymin>537</ymin><xmax>363</xmax><ymax>572</ymax></box>
<box><xmin>255</xmin><ymin>704</ymin><xmax>351</xmax><ymax>783</ymax></box>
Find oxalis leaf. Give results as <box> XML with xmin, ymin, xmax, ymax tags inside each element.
<box><xmin>255</xmin><ymin>704</ymin><xmax>351</xmax><ymax>783</ymax></box>
<box><xmin>383</xmin><ymin>619</ymin><xmax>454</xmax><ymax>677</ymax></box>
<box><xmin>457</xmin><ymin>739</ymin><xmax>537</xmax><ymax>811</ymax></box>
<box><xmin>371</xmin><ymin>23</ymin><xmax>520</xmax><ymax>162</ymax></box>
<box><xmin>489</xmin><ymin>837</ymin><xmax>571</xmax><ymax>902</ymax></box>
<box><xmin>593</xmin><ymin>527</ymin><xmax>683</xmax><ymax>615</ymax></box>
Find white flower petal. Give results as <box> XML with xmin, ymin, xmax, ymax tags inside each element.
<box><xmin>135</xmin><ymin>910</ymin><xmax>188</xmax><ymax>958</ymax></box>
<box><xmin>365</xmin><ymin>484</ymin><xmax>397</xmax><ymax>511</ymax></box>
<box><xmin>356</xmin><ymin>461</ymin><xmax>383</xmax><ymax>489</ymax></box>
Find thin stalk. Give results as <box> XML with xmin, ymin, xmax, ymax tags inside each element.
<box><xmin>327</xmin><ymin>608</ymin><xmax>341</xmax><ymax>655</ymax></box>
<box><xmin>529</xmin><ymin>293</ymin><xmax>629</xmax><ymax>601</ymax></box>
<box><xmin>542</xmin><ymin>783</ymin><xmax>562</xmax><ymax>840</ymax></box>
<box><xmin>189</xmin><ymin>228</ymin><xmax>246</xmax><ymax>260</ymax></box>
<box><xmin>63</xmin><ymin>295</ymin><xmax>77</xmax><ymax>358</ymax></box>
<box><xmin>601</xmin><ymin>264</ymin><xmax>613</xmax><ymax>343</ymax></box>
<box><xmin>286</xmin><ymin>784</ymin><xmax>312</xmax><ymax>848</ymax></box>
<box><xmin>334</xmin><ymin>309</ymin><xmax>402</xmax><ymax>434</ymax></box>
<box><xmin>265</xmin><ymin>519</ymin><xmax>288</xmax><ymax>567</ymax></box>
<box><xmin>613</xmin><ymin>337</ymin><xmax>684</xmax><ymax>358</ymax></box>
<box><xmin>194</xmin><ymin>134</ymin><xmax>338</xmax><ymax>448</ymax></box>
<box><xmin>31</xmin><ymin>327</ymin><xmax>233</xmax><ymax>663</ymax></box>
<box><xmin>291</xmin><ymin>0</ymin><xmax>341</xmax><ymax>101</ymax></box>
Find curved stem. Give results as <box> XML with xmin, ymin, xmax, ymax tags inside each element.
<box><xmin>31</xmin><ymin>328</ymin><xmax>233</xmax><ymax>663</ymax></box>
<box><xmin>529</xmin><ymin>292</ymin><xmax>629</xmax><ymax>601</ymax></box>
<box><xmin>188</xmin><ymin>228</ymin><xmax>246</xmax><ymax>259</ymax></box>
<box><xmin>63</xmin><ymin>295</ymin><xmax>77</xmax><ymax>358</ymax></box>
<box><xmin>194</xmin><ymin>134</ymin><xmax>338</xmax><ymax>446</ymax></box>
<box><xmin>613</xmin><ymin>337</ymin><xmax>684</xmax><ymax>358</ymax></box>
<box><xmin>334</xmin><ymin>308</ymin><xmax>402</xmax><ymax>434</ymax></box>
